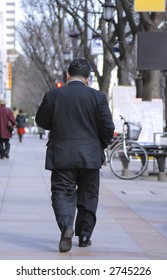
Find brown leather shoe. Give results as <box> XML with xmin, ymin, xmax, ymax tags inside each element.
<box><xmin>59</xmin><ymin>228</ymin><xmax>74</xmax><ymax>252</ymax></box>
<box><xmin>79</xmin><ymin>236</ymin><xmax>92</xmax><ymax>247</ymax></box>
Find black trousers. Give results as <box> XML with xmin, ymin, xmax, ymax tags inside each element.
<box><xmin>51</xmin><ymin>168</ymin><xmax>99</xmax><ymax>238</ymax></box>
<box><xmin>0</xmin><ymin>138</ymin><xmax>10</xmax><ymax>158</ymax></box>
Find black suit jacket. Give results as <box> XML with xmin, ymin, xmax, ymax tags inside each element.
<box><xmin>35</xmin><ymin>81</ymin><xmax>115</xmax><ymax>170</ymax></box>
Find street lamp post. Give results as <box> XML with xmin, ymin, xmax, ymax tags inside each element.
<box><xmin>102</xmin><ymin>0</ymin><xmax>116</xmax><ymax>22</ymax></box>
<box><xmin>63</xmin><ymin>51</ymin><xmax>71</xmax><ymax>83</ymax></box>
<box><xmin>68</xmin><ymin>31</ymin><xmax>81</xmax><ymax>59</ymax></box>
<box><xmin>63</xmin><ymin>51</ymin><xmax>71</xmax><ymax>63</ymax></box>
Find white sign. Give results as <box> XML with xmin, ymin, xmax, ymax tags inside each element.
<box><xmin>91</xmin><ymin>37</ymin><xmax>103</xmax><ymax>55</ymax></box>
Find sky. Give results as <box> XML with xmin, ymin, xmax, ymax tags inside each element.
<box><xmin>15</xmin><ymin>0</ymin><xmax>24</xmax><ymax>51</ymax></box>
<box><xmin>15</xmin><ymin>0</ymin><xmax>24</xmax><ymax>24</ymax></box>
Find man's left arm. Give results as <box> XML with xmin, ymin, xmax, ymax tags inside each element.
<box><xmin>35</xmin><ymin>93</ymin><xmax>52</xmax><ymax>130</ymax></box>
<box><xmin>98</xmin><ymin>93</ymin><xmax>115</xmax><ymax>149</ymax></box>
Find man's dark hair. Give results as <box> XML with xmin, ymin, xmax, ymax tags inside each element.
<box><xmin>68</xmin><ymin>59</ymin><xmax>91</xmax><ymax>78</ymax></box>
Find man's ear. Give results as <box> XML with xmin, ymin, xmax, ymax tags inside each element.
<box><xmin>86</xmin><ymin>77</ymin><xmax>89</xmax><ymax>85</ymax></box>
<box><xmin>66</xmin><ymin>72</ymin><xmax>70</xmax><ymax>80</ymax></box>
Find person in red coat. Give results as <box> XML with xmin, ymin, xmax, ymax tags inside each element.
<box><xmin>0</xmin><ymin>99</ymin><xmax>16</xmax><ymax>158</ymax></box>
<box><xmin>16</xmin><ymin>109</ymin><xmax>26</xmax><ymax>142</ymax></box>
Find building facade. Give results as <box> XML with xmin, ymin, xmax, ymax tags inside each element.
<box><xmin>0</xmin><ymin>0</ymin><xmax>16</xmax><ymax>107</ymax></box>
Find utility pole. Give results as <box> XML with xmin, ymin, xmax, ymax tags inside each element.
<box><xmin>84</xmin><ymin>0</ymin><xmax>88</xmax><ymax>58</ymax></box>
<box><xmin>163</xmin><ymin>5</ymin><xmax>167</xmax><ymax>132</ymax></box>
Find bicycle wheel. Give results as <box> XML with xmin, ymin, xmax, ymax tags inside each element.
<box><xmin>109</xmin><ymin>142</ymin><xmax>148</xmax><ymax>179</ymax></box>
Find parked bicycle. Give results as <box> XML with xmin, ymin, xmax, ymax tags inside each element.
<box><xmin>105</xmin><ymin>115</ymin><xmax>148</xmax><ymax>180</ymax></box>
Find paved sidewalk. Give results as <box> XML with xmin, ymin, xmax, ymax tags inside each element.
<box><xmin>0</xmin><ymin>134</ymin><xmax>167</xmax><ymax>260</ymax></box>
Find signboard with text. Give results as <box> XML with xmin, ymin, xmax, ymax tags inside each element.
<box><xmin>137</xmin><ymin>32</ymin><xmax>167</xmax><ymax>70</ymax></box>
<box><xmin>7</xmin><ymin>63</ymin><xmax>12</xmax><ymax>90</ymax></box>
<box><xmin>134</xmin><ymin>0</ymin><xmax>165</xmax><ymax>12</ymax></box>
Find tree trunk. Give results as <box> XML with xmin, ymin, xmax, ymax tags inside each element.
<box><xmin>98</xmin><ymin>70</ymin><xmax>111</xmax><ymax>95</ymax></box>
<box><xmin>97</xmin><ymin>49</ymin><xmax>113</xmax><ymax>96</ymax></box>
<box><xmin>117</xmin><ymin>61</ymin><xmax>131</xmax><ymax>85</ymax></box>
<box><xmin>142</xmin><ymin>70</ymin><xmax>161</xmax><ymax>100</ymax></box>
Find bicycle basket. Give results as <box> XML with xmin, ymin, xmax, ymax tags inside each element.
<box><xmin>127</xmin><ymin>122</ymin><xmax>142</xmax><ymax>140</ymax></box>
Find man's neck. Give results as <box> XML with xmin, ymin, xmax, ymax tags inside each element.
<box><xmin>66</xmin><ymin>76</ymin><xmax>88</xmax><ymax>85</ymax></box>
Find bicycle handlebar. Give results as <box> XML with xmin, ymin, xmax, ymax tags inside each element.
<box><xmin>119</xmin><ymin>115</ymin><xmax>127</xmax><ymax>123</ymax></box>
<box><xmin>119</xmin><ymin>114</ymin><xmax>142</xmax><ymax>128</ymax></box>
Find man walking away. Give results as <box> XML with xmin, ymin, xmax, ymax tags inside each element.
<box><xmin>35</xmin><ymin>59</ymin><xmax>115</xmax><ymax>252</ymax></box>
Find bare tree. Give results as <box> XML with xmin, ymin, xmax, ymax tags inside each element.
<box><xmin>12</xmin><ymin>55</ymin><xmax>49</xmax><ymax>116</ymax></box>
<box><xmin>17</xmin><ymin>0</ymin><xmax>69</xmax><ymax>87</ymax></box>
<box><xmin>14</xmin><ymin>0</ymin><xmax>73</xmax><ymax>114</ymax></box>
<box><xmin>52</xmin><ymin>0</ymin><xmax>164</xmax><ymax>99</ymax></box>
<box><xmin>16</xmin><ymin>0</ymin><xmax>165</xmax><ymax>102</ymax></box>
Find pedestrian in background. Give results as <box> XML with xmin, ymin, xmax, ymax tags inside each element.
<box><xmin>12</xmin><ymin>107</ymin><xmax>19</xmax><ymax>135</ymax></box>
<box><xmin>16</xmin><ymin>109</ymin><xmax>26</xmax><ymax>142</ymax></box>
<box><xmin>35</xmin><ymin>59</ymin><xmax>115</xmax><ymax>253</ymax></box>
<box><xmin>37</xmin><ymin>126</ymin><xmax>45</xmax><ymax>139</ymax></box>
<box><xmin>0</xmin><ymin>99</ymin><xmax>16</xmax><ymax>159</ymax></box>
<box><xmin>12</xmin><ymin>107</ymin><xmax>19</xmax><ymax>119</ymax></box>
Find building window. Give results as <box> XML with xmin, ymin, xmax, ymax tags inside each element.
<box><xmin>6</xmin><ymin>26</ymin><xmax>15</xmax><ymax>29</ymax></box>
<box><xmin>7</xmin><ymin>18</ymin><xmax>15</xmax><ymax>21</ymax></box>
<box><xmin>6</xmin><ymin>2</ymin><xmax>15</xmax><ymax>6</ymax></box>
<box><xmin>7</xmin><ymin>41</ymin><xmax>15</xmax><ymax>44</ymax></box>
<box><xmin>6</xmin><ymin>11</ymin><xmax>15</xmax><ymax>14</ymax></box>
<box><xmin>7</xmin><ymin>33</ymin><xmax>15</xmax><ymax>37</ymax></box>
